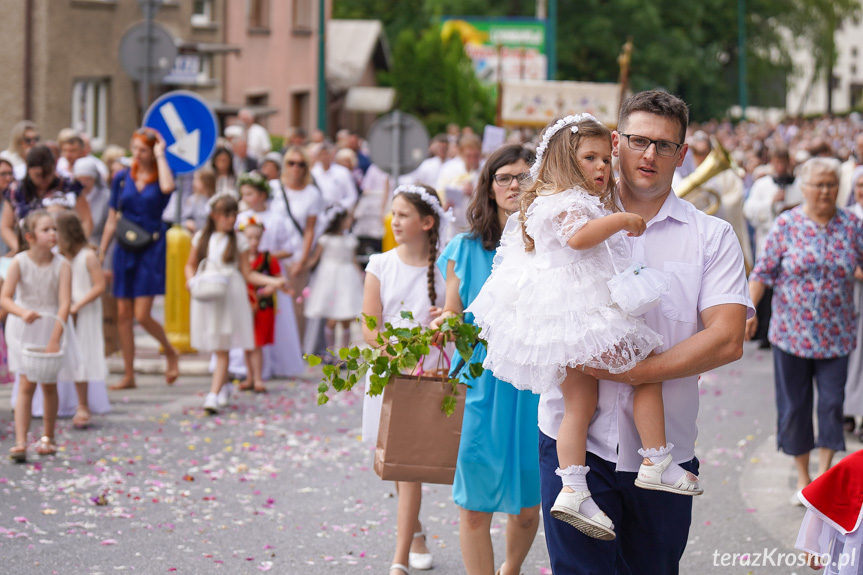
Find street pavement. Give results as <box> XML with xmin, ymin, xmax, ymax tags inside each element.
<box><xmin>0</xmin><ymin>339</ymin><xmax>860</xmax><ymax>574</ymax></box>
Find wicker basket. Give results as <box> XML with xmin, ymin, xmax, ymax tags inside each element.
<box><xmin>21</xmin><ymin>312</ymin><xmax>66</xmax><ymax>383</ymax></box>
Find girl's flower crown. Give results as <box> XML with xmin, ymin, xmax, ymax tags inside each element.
<box><xmin>393</xmin><ymin>185</ymin><xmax>456</xmax><ymax>227</ymax></box>
<box><xmin>238</xmin><ymin>214</ymin><xmax>265</xmax><ymax>231</ymax></box>
<box><xmin>236</xmin><ymin>170</ymin><xmax>269</xmax><ymax>194</ymax></box>
<box><xmin>207</xmin><ymin>190</ymin><xmax>239</xmax><ymax>209</ymax></box>
<box><xmin>530</xmin><ymin>113</ymin><xmax>600</xmax><ymax>180</ymax></box>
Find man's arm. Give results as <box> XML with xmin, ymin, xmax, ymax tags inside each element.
<box><xmin>584</xmin><ymin>303</ymin><xmax>747</xmax><ymax>385</ymax></box>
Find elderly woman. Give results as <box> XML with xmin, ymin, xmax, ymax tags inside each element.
<box><xmin>745</xmin><ymin>157</ymin><xmax>863</xmax><ymax>505</ymax></box>
<box><xmin>0</xmin><ymin>120</ymin><xmax>39</xmax><ymax>180</ymax></box>
<box><xmin>1</xmin><ymin>144</ymin><xmax>92</xmax><ymax>251</ymax></box>
<box><xmin>74</xmin><ymin>156</ymin><xmax>111</xmax><ymax>246</ymax></box>
<box><xmin>98</xmin><ymin>128</ymin><xmax>179</xmax><ymax>389</ymax></box>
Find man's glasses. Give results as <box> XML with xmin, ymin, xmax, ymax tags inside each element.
<box><xmin>286</xmin><ymin>160</ymin><xmax>307</xmax><ymax>169</ymax></box>
<box><xmin>619</xmin><ymin>133</ymin><xmax>682</xmax><ymax>157</ymax></box>
<box><xmin>493</xmin><ymin>172</ymin><xmax>530</xmax><ymax>186</ymax></box>
<box><xmin>23</xmin><ymin>136</ymin><xmax>40</xmax><ymax>145</ymax></box>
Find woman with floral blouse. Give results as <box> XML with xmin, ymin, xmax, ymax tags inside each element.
<box><xmin>745</xmin><ymin>157</ymin><xmax>863</xmax><ymax>506</ymax></box>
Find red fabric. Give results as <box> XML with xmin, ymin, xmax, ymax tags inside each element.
<box><xmin>247</xmin><ymin>252</ymin><xmax>281</xmax><ymax>347</ymax></box>
<box><xmin>800</xmin><ymin>450</ymin><xmax>863</xmax><ymax>534</ymax></box>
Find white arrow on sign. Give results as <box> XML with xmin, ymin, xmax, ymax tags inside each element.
<box><xmin>159</xmin><ymin>101</ymin><xmax>200</xmax><ymax>166</ymax></box>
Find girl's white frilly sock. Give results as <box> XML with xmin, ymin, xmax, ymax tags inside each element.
<box><xmin>556</xmin><ymin>465</ymin><xmax>602</xmax><ymax>518</ymax></box>
<box><xmin>637</xmin><ymin>443</ymin><xmax>687</xmax><ymax>485</ymax></box>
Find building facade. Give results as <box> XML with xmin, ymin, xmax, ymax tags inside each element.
<box><xmin>0</xmin><ymin>0</ymin><xmax>231</xmax><ymax>152</ymax></box>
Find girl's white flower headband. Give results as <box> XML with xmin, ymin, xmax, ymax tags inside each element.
<box><xmin>393</xmin><ymin>185</ymin><xmax>456</xmax><ymax>227</ymax></box>
<box><xmin>530</xmin><ymin>113</ymin><xmax>600</xmax><ymax>180</ymax></box>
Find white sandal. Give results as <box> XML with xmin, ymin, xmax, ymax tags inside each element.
<box><xmin>634</xmin><ymin>454</ymin><xmax>703</xmax><ymax>496</ymax></box>
<box><xmin>550</xmin><ymin>490</ymin><xmax>616</xmax><ymax>540</ymax></box>
<box><xmin>390</xmin><ymin>564</ymin><xmax>410</xmax><ymax>574</ymax></box>
<box><xmin>408</xmin><ymin>531</ymin><xmax>433</xmax><ymax>570</ymax></box>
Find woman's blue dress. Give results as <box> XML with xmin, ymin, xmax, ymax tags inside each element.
<box><xmin>437</xmin><ymin>233</ymin><xmax>541</xmax><ymax>514</ymax></box>
<box><xmin>109</xmin><ymin>169</ymin><xmax>171</xmax><ymax>299</ymax></box>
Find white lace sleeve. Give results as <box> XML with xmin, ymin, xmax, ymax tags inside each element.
<box><xmin>547</xmin><ymin>191</ymin><xmax>605</xmax><ymax>247</ymax></box>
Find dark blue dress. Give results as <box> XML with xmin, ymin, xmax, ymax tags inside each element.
<box><xmin>109</xmin><ymin>169</ymin><xmax>172</xmax><ymax>298</ymax></box>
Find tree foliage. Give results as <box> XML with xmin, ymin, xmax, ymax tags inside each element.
<box><xmin>335</xmin><ymin>0</ymin><xmax>860</xmax><ymax>121</ymax></box>
<box><xmin>378</xmin><ymin>26</ymin><xmax>496</xmax><ymax>134</ymax></box>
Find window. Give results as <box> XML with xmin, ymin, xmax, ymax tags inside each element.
<box><xmin>291</xmin><ymin>91</ymin><xmax>311</xmax><ymax>134</ymax></box>
<box><xmin>192</xmin><ymin>0</ymin><xmax>213</xmax><ymax>26</ymax></box>
<box><xmin>197</xmin><ymin>54</ymin><xmax>214</xmax><ymax>84</ymax></box>
<box><xmin>293</xmin><ymin>0</ymin><xmax>312</xmax><ymax>32</ymax></box>
<box><xmin>71</xmin><ymin>79</ymin><xmax>108</xmax><ymax>151</ymax></box>
<box><xmin>248</xmin><ymin>0</ymin><xmax>269</xmax><ymax>30</ymax></box>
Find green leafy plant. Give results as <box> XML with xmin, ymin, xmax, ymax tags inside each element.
<box><xmin>305</xmin><ymin>312</ymin><xmax>485</xmax><ymax>417</ymax></box>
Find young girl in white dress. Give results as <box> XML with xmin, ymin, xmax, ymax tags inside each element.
<box><xmin>304</xmin><ymin>206</ymin><xmax>363</xmax><ymax>353</ymax></box>
<box><xmin>186</xmin><ymin>193</ymin><xmax>286</xmax><ymax>414</ymax></box>
<box><xmin>2</xmin><ymin>210</ymin><xmax>80</xmax><ymax>462</ymax></box>
<box><xmin>56</xmin><ymin>211</ymin><xmax>111</xmax><ymax>428</ymax></box>
<box><xmin>468</xmin><ymin>114</ymin><xmax>702</xmax><ymax>541</ymax></box>
<box><xmin>236</xmin><ymin>172</ymin><xmax>304</xmax><ymax>380</ymax></box>
<box><xmin>361</xmin><ymin>185</ymin><xmax>450</xmax><ymax>575</ymax></box>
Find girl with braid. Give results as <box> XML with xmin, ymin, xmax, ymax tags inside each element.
<box><xmin>360</xmin><ymin>184</ymin><xmax>451</xmax><ymax>575</ymax></box>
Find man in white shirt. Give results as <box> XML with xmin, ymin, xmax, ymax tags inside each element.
<box><xmin>238</xmin><ymin>108</ymin><xmax>272</xmax><ymax>162</ymax></box>
<box><xmin>311</xmin><ymin>142</ymin><xmax>358</xmax><ymax>234</ymax></box>
<box><xmin>436</xmin><ymin>134</ymin><xmax>482</xmax><ymax>240</ymax></box>
<box><xmin>406</xmin><ymin>134</ymin><xmax>449</xmax><ymax>187</ymax></box>
<box><xmin>539</xmin><ymin>91</ymin><xmax>753</xmax><ymax>575</ymax></box>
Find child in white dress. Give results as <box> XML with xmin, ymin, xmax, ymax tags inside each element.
<box><xmin>304</xmin><ymin>207</ymin><xmax>363</xmax><ymax>353</ymax></box>
<box><xmin>361</xmin><ymin>185</ymin><xmax>449</xmax><ymax>575</ymax></box>
<box><xmin>2</xmin><ymin>210</ymin><xmax>80</xmax><ymax>462</ymax></box>
<box><xmin>186</xmin><ymin>193</ymin><xmax>286</xmax><ymax>414</ymax></box>
<box><xmin>56</xmin><ymin>211</ymin><xmax>110</xmax><ymax>429</ymax></box>
<box><xmin>468</xmin><ymin>114</ymin><xmax>702</xmax><ymax>541</ymax></box>
<box><xmin>236</xmin><ymin>172</ymin><xmax>304</xmax><ymax>380</ymax></box>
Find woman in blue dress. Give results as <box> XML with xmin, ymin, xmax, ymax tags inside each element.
<box><xmin>431</xmin><ymin>144</ymin><xmax>541</xmax><ymax>575</ymax></box>
<box><xmin>98</xmin><ymin>128</ymin><xmax>179</xmax><ymax>389</ymax></box>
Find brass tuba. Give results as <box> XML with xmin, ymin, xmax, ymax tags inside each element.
<box><xmin>675</xmin><ymin>137</ymin><xmax>743</xmax><ymax>216</ymax></box>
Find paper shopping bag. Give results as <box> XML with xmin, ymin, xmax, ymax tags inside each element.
<box><xmin>374</xmin><ymin>375</ymin><xmax>466</xmax><ymax>485</ymax></box>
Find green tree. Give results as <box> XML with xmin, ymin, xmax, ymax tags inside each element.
<box><xmin>378</xmin><ymin>26</ymin><xmax>496</xmax><ymax>134</ymax></box>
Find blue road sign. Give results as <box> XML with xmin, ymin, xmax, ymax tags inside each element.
<box><xmin>143</xmin><ymin>90</ymin><xmax>218</xmax><ymax>175</ymax></box>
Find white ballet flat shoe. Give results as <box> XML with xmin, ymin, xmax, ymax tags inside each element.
<box><xmin>390</xmin><ymin>563</ymin><xmax>409</xmax><ymax>574</ymax></box>
<box><xmin>634</xmin><ymin>454</ymin><xmax>703</xmax><ymax>496</ymax></box>
<box><xmin>408</xmin><ymin>531</ymin><xmax>433</xmax><ymax>570</ymax></box>
<box><xmin>550</xmin><ymin>489</ymin><xmax>616</xmax><ymax>540</ymax></box>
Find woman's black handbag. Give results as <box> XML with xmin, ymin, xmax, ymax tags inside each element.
<box><xmin>114</xmin><ymin>172</ymin><xmax>160</xmax><ymax>253</ymax></box>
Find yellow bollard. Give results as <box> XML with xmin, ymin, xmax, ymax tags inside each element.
<box><xmin>382</xmin><ymin>212</ymin><xmax>397</xmax><ymax>252</ymax></box>
<box><xmin>164</xmin><ymin>224</ymin><xmax>195</xmax><ymax>353</ymax></box>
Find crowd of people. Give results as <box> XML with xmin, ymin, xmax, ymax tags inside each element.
<box><xmin>1</xmin><ymin>95</ymin><xmax>862</xmax><ymax>574</ymax></box>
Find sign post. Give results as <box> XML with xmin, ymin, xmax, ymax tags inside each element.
<box><xmin>143</xmin><ymin>91</ymin><xmax>219</xmax><ymax>354</ymax></box>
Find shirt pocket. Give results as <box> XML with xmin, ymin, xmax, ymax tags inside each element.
<box><xmin>660</xmin><ymin>261</ymin><xmax>701</xmax><ymax>324</ymax></box>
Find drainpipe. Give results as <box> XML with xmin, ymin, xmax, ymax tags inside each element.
<box><xmin>24</xmin><ymin>0</ymin><xmax>34</xmax><ymax>120</ymax></box>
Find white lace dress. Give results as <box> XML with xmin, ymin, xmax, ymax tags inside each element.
<box><xmin>304</xmin><ymin>234</ymin><xmax>363</xmax><ymax>321</ymax></box>
<box><xmin>466</xmin><ymin>187</ymin><xmax>662</xmax><ymax>393</ymax></box>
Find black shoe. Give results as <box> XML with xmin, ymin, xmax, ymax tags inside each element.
<box><xmin>758</xmin><ymin>340</ymin><xmax>772</xmax><ymax>350</ymax></box>
<box><xmin>844</xmin><ymin>416</ymin><xmax>857</xmax><ymax>434</ymax></box>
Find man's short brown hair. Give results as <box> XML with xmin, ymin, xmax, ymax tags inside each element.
<box><xmin>618</xmin><ymin>90</ymin><xmax>689</xmax><ymax>144</ymax></box>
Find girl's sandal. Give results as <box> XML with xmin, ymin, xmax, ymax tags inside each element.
<box><xmin>8</xmin><ymin>443</ymin><xmax>27</xmax><ymax>463</ymax></box>
<box><xmin>35</xmin><ymin>436</ymin><xmax>57</xmax><ymax>456</ymax></box>
<box><xmin>73</xmin><ymin>407</ymin><xmax>92</xmax><ymax>429</ymax></box>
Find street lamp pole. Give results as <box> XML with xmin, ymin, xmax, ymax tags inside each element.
<box><xmin>737</xmin><ymin>0</ymin><xmax>748</xmax><ymax>120</ymax></box>
<box><xmin>317</xmin><ymin>0</ymin><xmax>327</xmax><ymax>133</ymax></box>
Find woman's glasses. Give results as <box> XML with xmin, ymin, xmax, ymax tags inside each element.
<box><xmin>286</xmin><ymin>160</ymin><xmax>307</xmax><ymax>169</ymax></box>
<box><xmin>134</xmin><ymin>128</ymin><xmax>157</xmax><ymax>142</ymax></box>
<box><xmin>23</xmin><ymin>136</ymin><xmax>40</xmax><ymax>145</ymax></box>
<box><xmin>493</xmin><ymin>172</ymin><xmax>530</xmax><ymax>186</ymax></box>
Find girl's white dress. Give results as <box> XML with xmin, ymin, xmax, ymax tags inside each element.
<box><xmin>361</xmin><ymin>249</ymin><xmax>446</xmax><ymax>445</ymax></box>
<box><xmin>304</xmin><ymin>234</ymin><xmax>363</xmax><ymax>321</ymax></box>
<box><xmin>190</xmin><ymin>231</ymin><xmax>255</xmax><ymax>353</ymax></box>
<box><xmin>7</xmin><ymin>252</ymin><xmax>89</xmax><ymax>415</ymax></box>
<box><xmin>466</xmin><ymin>188</ymin><xmax>663</xmax><ymax>393</ymax></box>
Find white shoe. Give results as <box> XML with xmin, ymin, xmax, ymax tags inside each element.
<box><xmin>550</xmin><ymin>490</ymin><xmax>616</xmax><ymax>540</ymax></box>
<box><xmin>408</xmin><ymin>531</ymin><xmax>433</xmax><ymax>570</ymax></box>
<box><xmin>634</xmin><ymin>454</ymin><xmax>703</xmax><ymax>496</ymax></box>
<box><xmin>217</xmin><ymin>385</ymin><xmax>232</xmax><ymax>408</ymax></box>
<box><xmin>203</xmin><ymin>393</ymin><xmax>219</xmax><ymax>414</ymax></box>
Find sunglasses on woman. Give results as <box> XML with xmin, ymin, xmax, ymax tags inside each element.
<box><xmin>286</xmin><ymin>160</ymin><xmax>307</xmax><ymax>169</ymax></box>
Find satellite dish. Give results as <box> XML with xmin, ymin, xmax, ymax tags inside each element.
<box><xmin>366</xmin><ymin>110</ymin><xmax>429</xmax><ymax>176</ymax></box>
